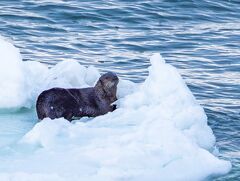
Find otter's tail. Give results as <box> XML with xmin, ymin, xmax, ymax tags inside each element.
<box><xmin>36</xmin><ymin>93</ymin><xmax>47</xmax><ymax>120</ymax></box>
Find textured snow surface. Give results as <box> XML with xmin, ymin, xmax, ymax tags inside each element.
<box><xmin>0</xmin><ymin>37</ymin><xmax>231</xmax><ymax>181</ymax></box>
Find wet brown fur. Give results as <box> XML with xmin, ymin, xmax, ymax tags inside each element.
<box><xmin>36</xmin><ymin>72</ymin><xmax>119</xmax><ymax>121</ymax></box>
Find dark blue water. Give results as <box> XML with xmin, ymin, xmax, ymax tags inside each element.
<box><xmin>0</xmin><ymin>0</ymin><xmax>239</xmax><ymax>180</ymax></box>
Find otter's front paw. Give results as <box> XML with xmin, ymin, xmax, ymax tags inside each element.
<box><xmin>110</xmin><ymin>104</ymin><xmax>117</xmax><ymax>112</ymax></box>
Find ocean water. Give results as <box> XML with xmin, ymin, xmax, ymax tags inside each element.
<box><xmin>0</xmin><ymin>0</ymin><xmax>239</xmax><ymax>180</ymax></box>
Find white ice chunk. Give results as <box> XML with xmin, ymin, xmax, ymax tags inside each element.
<box><xmin>0</xmin><ymin>37</ymin><xmax>231</xmax><ymax>180</ymax></box>
<box><xmin>0</xmin><ymin>37</ymin><xmax>27</xmax><ymax>109</ymax></box>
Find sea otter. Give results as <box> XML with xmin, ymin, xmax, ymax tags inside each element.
<box><xmin>36</xmin><ymin>72</ymin><xmax>119</xmax><ymax>121</ymax></box>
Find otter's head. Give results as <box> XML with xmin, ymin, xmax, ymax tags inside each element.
<box><xmin>95</xmin><ymin>72</ymin><xmax>119</xmax><ymax>103</ymax></box>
